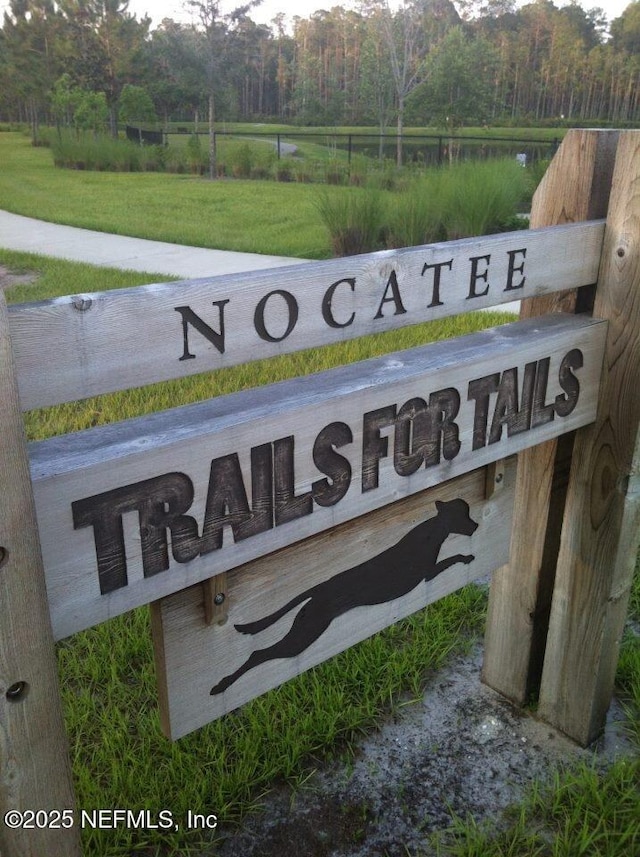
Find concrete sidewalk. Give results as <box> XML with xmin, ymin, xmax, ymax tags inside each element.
<box><xmin>0</xmin><ymin>209</ymin><xmax>519</xmax><ymax>312</ymax></box>
<box><xmin>0</xmin><ymin>210</ymin><xmax>308</xmax><ymax>278</ymax></box>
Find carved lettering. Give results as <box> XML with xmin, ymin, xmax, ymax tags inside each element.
<box><xmin>374</xmin><ymin>271</ymin><xmax>407</xmax><ymax>319</ymax></box>
<box><xmin>421</xmin><ymin>259</ymin><xmax>453</xmax><ymax>308</ymax></box>
<box><xmin>175</xmin><ymin>302</ymin><xmax>230</xmax><ymax>360</ymax></box>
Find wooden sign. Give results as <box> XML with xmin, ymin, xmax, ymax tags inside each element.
<box><xmin>11</xmin><ymin>222</ymin><xmax>603</xmax><ymax>409</ymax></box>
<box><xmin>30</xmin><ymin>312</ymin><xmax>606</xmax><ymax>640</ymax></box>
<box><xmin>152</xmin><ymin>460</ymin><xmax>516</xmax><ymax>738</ymax></box>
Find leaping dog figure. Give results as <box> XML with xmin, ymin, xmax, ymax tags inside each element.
<box><xmin>211</xmin><ymin>498</ymin><xmax>478</xmax><ymax>695</ymax></box>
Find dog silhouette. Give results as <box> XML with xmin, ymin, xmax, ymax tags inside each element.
<box><xmin>210</xmin><ymin>498</ymin><xmax>478</xmax><ymax>695</ymax></box>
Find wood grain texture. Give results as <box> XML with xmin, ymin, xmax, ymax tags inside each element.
<box><xmin>152</xmin><ymin>461</ymin><xmax>516</xmax><ymax>739</ymax></box>
<box><xmin>30</xmin><ymin>313</ymin><xmax>606</xmax><ymax>640</ymax></box>
<box><xmin>538</xmin><ymin>130</ymin><xmax>640</xmax><ymax>745</ymax></box>
<box><xmin>9</xmin><ymin>224</ymin><xmax>604</xmax><ymax>410</ymax></box>
<box><xmin>482</xmin><ymin>129</ymin><xmax>619</xmax><ymax>705</ymax></box>
<box><xmin>0</xmin><ymin>293</ymin><xmax>80</xmax><ymax>857</ymax></box>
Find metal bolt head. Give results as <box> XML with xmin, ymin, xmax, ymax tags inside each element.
<box><xmin>72</xmin><ymin>296</ymin><xmax>93</xmax><ymax>311</ymax></box>
<box><xmin>6</xmin><ymin>681</ymin><xmax>28</xmax><ymax>702</ymax></box>
<box><xmin>214</xmin><ymin>592</ymin><xmax>226</xmax><ymax>606</ymax></box>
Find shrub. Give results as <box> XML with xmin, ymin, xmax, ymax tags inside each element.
<box><xmin>251</xmin><ymin>164</ymin><xmax>271</xmax><ymax>180</ymax></box>
<box><xmin>315</xmin><ymin>187</ymin><xmax>386</xmax><ymax>256</ymax></box>
<box><xmin>325</xmin><ymin>160</ymin><xmax>348</xmax><ymax>185</ymax></box>
<box><xmin>230</xmin><ymin>142</ymin><xmax>253</xmax><ymax>178</ymax></box>
<box><xmin>51</xmin><ymin>132</ymin><xmax>148</xmax><ymax>172</ymax></box>
<box><xmin>366</xmin><ymin>160</ymin><xmax>400</xmax><ymax>191</ymax></box>
<box><xmin>316</xmin><ymin>158</ymin><xmax>532</xmax><ymax>257</ymax></box>
<box><xmin>139</xmin><ymin>144</ymin><xmax>166</xmax><ymax>172</ymax></box>
<box><xmin>439</xmin><ymin>159</ymin><xmax>530</xmax><ymax>239</ymax></box>
<box><xmin>276</xmin><ymin>161</ymin><xmax>293</xmax><ymax>182</ymax></box>
<box><xmin>293</xmin><ymin>161</ymin><xmax>314</xmax><ymax>183</ymax></box>
<box><xmin>295</xmin><ymin>158</ymin><xmax>324</xmax><ymax>183</ymax></box>
<box><xmin>386</xmin><ymin>170</ymin><xmax>448</xmax><ymax>248</ymax></box>
<box><xmin>185</xmin><ymin>134</ymin><xmax>206</xmax><ymax>174</ymax></box>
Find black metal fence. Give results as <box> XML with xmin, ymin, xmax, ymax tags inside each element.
<box><xmin>125</xmin><ymin>125</ymin><xmax>165</xmax><ymax>146</ymax></box>
<box><xmin>174</xmin><ymin>129</ymin><xmax>560</xmax><ymax>166</ymax></box>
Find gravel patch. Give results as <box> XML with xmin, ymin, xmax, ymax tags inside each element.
<box><xmin>215</xmin><ymin>643</ymin><xmax>632</xmax><ymax>857</ymax></box>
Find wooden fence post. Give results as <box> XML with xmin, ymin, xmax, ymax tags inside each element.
<box><xmin>538</xmin><ymin>129</ymin><xmax>640</xmax><ymax>745</ymax></box>
<box><xmin>0</xmin><ymin>292</ymin><xmax>81</xmax><ymax>856</ymax></box>
<box><xmin>482</xmin><ymin>129</ymin><xmax>619</xmax><ymax>704</ymax></box>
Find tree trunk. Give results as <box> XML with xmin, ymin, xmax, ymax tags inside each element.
<box><xmin>110</xmin><ymin>103</ymin><xmax>118</xmax><ymax>138</ymax></box>
<box><xmin>30</xmin><ymin>99</ymin><xmax>39</xmax><ymax>146</ymax></box>
<box><xmin>396</xmin><ymin>95</ymin><xmax>403</xmax><ymax>168</ymax></box>
<box><xmin>208</xmin><ymin>92</ymin><xmax>216</xmax><ymax>180</ymax></box>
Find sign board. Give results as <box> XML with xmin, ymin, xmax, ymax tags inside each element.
<box><xmin>30</xmin><ymin>312</ymin><xmax>606</xmax><ymax>640</ymax></box>
<box><xmin>11</xmin><ymin>222</ymin><xmax>603</xmax><ymax>409</ymax></box>
<box><xmin>152</xmin><ymin>460</ymin><xmax>517</xmax><ymax>738</ymax></box>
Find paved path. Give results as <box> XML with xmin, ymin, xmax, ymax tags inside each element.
<box><xmin>0</xmin><ymin>210</ymin><xmax>308</xmax><ymax>278</ymax></box>
<box><xmin>0</xmin><ymin>209</ymin><xmax>519</xmax><ymax>311</ymax></box>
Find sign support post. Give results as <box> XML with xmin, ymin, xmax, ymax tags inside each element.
<box><xmin>538</xmin><ymin>130</ymin><xmax>640</xmax><ymax>745</ymax></box>
<box><xmin>0</xmin><ymin>292</ymin><xmax>81</xmax><ymax>856</ymax></box>
<box><xmin>482</xmin><ymin>129</ymin><xmax>619</xmax><ymax>712</ymax></box>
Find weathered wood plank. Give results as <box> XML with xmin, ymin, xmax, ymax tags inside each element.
<box><xmin>10</xmin><ymin>223</ymin><xmax>604</xmax><ymax>410</ymax></box>
<box><xmin>482</xmin><ymin>129</ymin><xmax>619</xmax><ymax>705</ymax></box>
<box><xmin>30</xmin><ymin>313</ymin><xmax>606</xmax><ymax>640</ymax></box>
<box><xmin>538</xmin><ymin>130</ymin><xmax>640</xmax><ymax>745</ymax></box>
<box><xmin>152</xmin><ymin>460</ymin><xmax>517</xmax><ymax>739</ymax></box>
<box><xmin>0</xmin><ymin>293</ymin><xmax>80</xmax><ymax>857</ymax></box>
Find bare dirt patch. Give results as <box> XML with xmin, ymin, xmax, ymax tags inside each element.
<box><xmin>214</xmin><ymin>643</ymin><xmax>632</xmax><ymax>857</ymax></box>
<box><xmin>0</xmin><ymin>265</ymin><xmax>39</xmax><ymax>291</ymax></box>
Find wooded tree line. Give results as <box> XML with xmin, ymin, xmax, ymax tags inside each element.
<box><xmin>1</xmin><ymin>0</ymin><xmax>639</xmax><ymax>135</ymax></box>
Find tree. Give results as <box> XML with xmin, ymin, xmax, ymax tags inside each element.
<box><xmin>369</xmin><ymin>0</ymin><xmax>457</xmax><ymax>166</ymax></box>
<box><xmin>146</xmin><ymin>20</ymin><xmax>208</xmax><ymax>125</ymax></box>
<box><xmin>376</xmin><ymin>0</ymin><xmax>429</xmax><ymax>166</ymax></box>
<box><xmin>56</xmin><ymin>1</ymin><xmax>151</xmax><ymax>135</ymax></box>
<box><xmin>455</xmin><ymin>0</ymin><xmax>515</xmax><ymax>20</ymax></box>
<box><xmin>187</xmin><ymin>0</ymin><xmax>262</xmax><ymax>179</ymax></box>
<box><xmin>1</xmin><ymin>0</ymin><xmax>639</xmax><ymax>134</ymax></box>
<box><xmin>95</xmin><ymin>1</ymin><xmax>151</xmax><ymax>135</ymax></box>
<box><xmin>610</xmin><ymin>2</ymin><xmax>640</xmax><ymax>54</ymax></box>
<box><xmin>410</xmin><ymin>26</ymin><xmax>498</xmax><ymax>140</ymax></box>
<box><xmin>74</xmin><ymin>89</ymin><xmax>109</xmax><ymax>134</ymax></box>
<box><xmin>2</xmin><ymin>0</ymin><xmax>64</xmax><ymax>141</ymax></box>
<box><xmin>51</xmin><ymin>72</ymin><xmax>82</xmax><ymax>132</ymax></box>
<box><xmin>359</xmin><ymin>5</ymin><xmax>396</xmax><ymax>154</ymax></box>
<box><xmin>118</xmin><ymin>83</ymin><xmax>156</xmax><ymax>129</ymax></box>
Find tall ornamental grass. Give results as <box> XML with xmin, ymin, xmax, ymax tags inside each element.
<box><xmin>318</xmin><ymin>159</ymin><xmax>532</xmax><ymax>255</ymax></box>
<box><xmin>314</xmin><ymin>187</ymin><xmax>387</xmax><ymax>256</ymax></box>
<box><xmin>51</xmin><ymin>131</ymin><xmax>171</xmax><ymax>172</ymax></box>
<box><xmin>439</xmin><ymin>159</ymin><xmax>531</xmax><ymax>239</ymax></box>
<box><xmin>386</xmin><ymin>168</ymin><xmax>450</xmax><ymax>247</ymax></box>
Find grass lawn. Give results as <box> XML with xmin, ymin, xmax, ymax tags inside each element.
<box><xmin>0</xmin><ymin>132</ymin><xmax>332</xmax><ymax>259</ymax></box>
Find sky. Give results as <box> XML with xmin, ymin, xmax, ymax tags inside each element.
<box><xmin>0</xmin><ymin>0</ymin><xmax>634</xmax><ymax>30</ymax></box>
<box><xmin>123</xmin><ymin>0</ymin><xmax>633</xmax><ymax>29</ymax></box>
